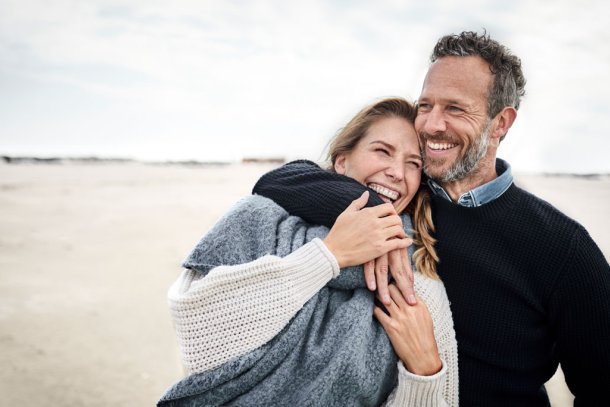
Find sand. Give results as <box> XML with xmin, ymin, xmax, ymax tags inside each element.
<box><xmin>0</xmin><ymin>162</ymin><xmax>607</xmax><ymax>406</ymax></box>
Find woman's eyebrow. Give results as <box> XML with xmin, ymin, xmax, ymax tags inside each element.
<box><xmin>368</xmin><ymin>140</ymin><xmax>395</xmax><ymax>150</ymax></box>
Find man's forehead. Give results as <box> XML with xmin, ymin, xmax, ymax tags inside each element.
<box><xmin>420</xmin><ymin>56</ymin><xmax>492</xmax><ymax>102</ymax></box>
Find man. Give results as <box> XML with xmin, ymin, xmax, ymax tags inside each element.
<box><xmin>253</xmin><ymin>31</ymin><xmax>610</xmax><ymax>406</ymax></box>
<box><xmin>412</xmin><ymin>31</ymin><xmax>610</xmax><ymax>406</ymax></box>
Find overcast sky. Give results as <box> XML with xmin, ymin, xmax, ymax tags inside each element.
<box><xmin>1</xmin><ymin>0</ymin><xmax>609</xmax><ymax>173</ymax></box>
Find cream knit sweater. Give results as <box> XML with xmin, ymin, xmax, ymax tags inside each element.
<box><xmin>169</xmin><ymin>238</ymin><xmax>458</xmax><ymax>406</ymax></box>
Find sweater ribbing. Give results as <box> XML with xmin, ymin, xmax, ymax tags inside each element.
<box><xmin>431</xmin><ymin>184</ymin><xmax>610</xmax><ymax>406</ymax></box>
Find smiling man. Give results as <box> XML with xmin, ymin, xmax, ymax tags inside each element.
<box><xmin>411</xmin><ymin>31</ymin><xmax>610</xmax><ymax>406</ymax></box>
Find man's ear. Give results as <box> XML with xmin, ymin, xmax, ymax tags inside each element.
<box><xmin>334</xmin><ymin>154</ymin><xmax>347</xmax><ymax>175</ymax></box>
<box><xmin>492</xmin><ymin>106</ymin><xmax>517</xmax><ymax>141</ymax></box>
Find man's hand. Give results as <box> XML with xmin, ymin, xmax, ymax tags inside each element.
<box><xmin>364</xmin><ymin>247</ymin><xmax>416</xmax><ymax>306</ymax></box>
<box><xmin>323</xmin><ymin>191</ymin><xmax>411</xmax><ymax>268</ymax></box>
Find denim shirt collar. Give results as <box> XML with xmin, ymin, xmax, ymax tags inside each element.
<box><xmin>427</xmin><ymin>159</ymin><xmax>513</xmax><ymax>207</ymax></box>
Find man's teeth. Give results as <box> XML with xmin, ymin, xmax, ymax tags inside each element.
<box><xmin>368</xmin><ymin>184</ymin><xmax>399</xmax><ymax>201</ymax></box>
<box><xmin>428</xmin><ymin>141</ymin><xmax>457</xmax><ymax>150</ymax></box>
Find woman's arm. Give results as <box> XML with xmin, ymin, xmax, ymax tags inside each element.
<box><xmin>170</xmin><ymin>194</ymin><xmax>411</xmax><ymax>376</ymax></box>
<box><xmin>169</xmin><ymin>238</ymin><xmax>340</xmax><ymax>375</ymax></box>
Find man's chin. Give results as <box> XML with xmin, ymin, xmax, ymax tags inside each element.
<box><xmin>423</xmin><ymin>164</ymin><xmax>451</xmax><ymax>182</ymax></box>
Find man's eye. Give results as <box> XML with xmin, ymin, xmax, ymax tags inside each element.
<box><xmin>418</xmin><ymin>103</ymin><xmax>432</xmax><ymax>112</ymax></box>
<box><xmin>448</xmin><ymin>105</ymin><xmax>463</xmax><ymax>113</ymax></box>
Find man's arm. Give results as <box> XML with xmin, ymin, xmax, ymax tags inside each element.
<box><xmin>254</xmin><ymin>160</ymin><xmax>418</xmax><ymax>305</ymax></box>
<box><xmin>252</xmin><ymin>160</ymin><xmax>384</xmax><ymax>227</ymax></box>
<box><xmin>549</xmin><ymin>227</ymin><xmax>610</xmax><ymax>403</ymax></box>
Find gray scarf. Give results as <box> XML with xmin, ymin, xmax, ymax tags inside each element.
<box><xmin>158</xmin><ymin>195</ymin><xmax>414</xmax><ymax>406</ymax></box>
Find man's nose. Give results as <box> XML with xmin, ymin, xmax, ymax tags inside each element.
<box><xmin>422</xmin><ymin>107</ymin><xmax>447</xmax><ymax>135</ymax></box>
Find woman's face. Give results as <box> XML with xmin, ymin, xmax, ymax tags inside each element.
<box><xmin>334</xmin><ymin>116</ymin><xmax>422</xmax><ymax>214</ymax></box>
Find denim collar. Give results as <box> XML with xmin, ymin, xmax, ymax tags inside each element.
<box><xmin>427</xmin><ymin>159</ymin><xmax>513</xmax><ymax>207</ymax></box>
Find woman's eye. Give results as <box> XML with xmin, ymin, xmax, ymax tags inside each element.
<box><xmin>376</xmin><ymin>148</ymin><xmax>390</xmax><ymax>156</ymax></box>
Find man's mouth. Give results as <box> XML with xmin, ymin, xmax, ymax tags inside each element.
<box><xmin>367</xmin><ymin>183</ymin><xmax>400</xmax><ymax>203</ymax></box>
<box><xmin>427</xmin><ymin>141</ymin><xmax>458</xmax><ymax>151</ymax></box>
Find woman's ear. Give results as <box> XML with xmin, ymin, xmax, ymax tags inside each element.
<box><xmin>334</xmin><ymin>154</ymin><xmax>347</xmax><ymax>175</ymax></box>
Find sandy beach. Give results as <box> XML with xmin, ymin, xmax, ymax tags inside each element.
<box><xmin>0</xmin><ymin>162</ymin><xmax>607</xmax><ymax>406</ymax></box>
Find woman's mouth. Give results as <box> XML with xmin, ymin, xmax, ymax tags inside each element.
<box><xmin>367</xmin><ymin>183</ymin><xmax>400</xmax><ymax>203</ymax></box>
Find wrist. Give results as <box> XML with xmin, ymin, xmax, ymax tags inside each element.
<box><xmin>403</xmin><ymin>354</ymin><xmax>442</xmax><ymax>376</ymax></box>
<box><xmin>322</xmin><ymin>237</ymin><xmax>345</xmax><ymax>268</ymax></box>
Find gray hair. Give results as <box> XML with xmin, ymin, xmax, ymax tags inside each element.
<box><xmin>431</xmin><ymin>31</ymin><xmax>526</xmax><ymax>140</ymax></box>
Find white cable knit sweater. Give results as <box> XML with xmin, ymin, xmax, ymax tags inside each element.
<box><xmin>169</xmin><ymin>238</ymin><xmax>458</xmax><ymax>406</ymax></box>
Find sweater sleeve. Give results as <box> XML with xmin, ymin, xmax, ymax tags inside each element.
<box><xmin>382</xmin><ymin>275</ymin><xmax>459</xmax><ymax>407</ymax></box>
<box><xmin>168</xmin><ymin>238</ymin><xmax>340</xmax><ymax>375</ymax></box>
<box><xmin>252</xmin><ymin>160</ymin><xmax>384</xmax><ymax>227</ymax></box>
<box><xmin>382</xmin><ymin>362</ymin><xmax>449</xmax><ymax>407</ymax></box>
<box><xmin>548</xmin><ymin>226</ymin><xmax>610</xmax><ymax>404</ymax></box>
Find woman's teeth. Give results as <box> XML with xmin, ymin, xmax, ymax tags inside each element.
<box><xmin>368</xmin><ymin>183</ymin><xmax>399</xmax><ymax>201</ymax></box>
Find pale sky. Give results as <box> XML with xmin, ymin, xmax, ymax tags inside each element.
<box><xmin>1</xmin><ymin>0</ymin><xmax>609</xmax><ymax>173</ymax></box>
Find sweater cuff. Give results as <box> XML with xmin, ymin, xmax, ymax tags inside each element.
<box><xmin>279</xmin><ymin>238</ymin><xmax>341</xmax><ymax>301</ymax></box>
<box><xmin>391</xmin><ymin>359</ymin><xmax>447</xmax><ymax>405</ymax></box>
<box><xmin>309</xmin><ymin>238</ymin><xmax>341</xmax><ymax>278</ymax></box>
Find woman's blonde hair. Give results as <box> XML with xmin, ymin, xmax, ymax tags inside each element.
<box><xmin>327</xmin><ymin>97</ymin><xmax>439</xmax><ymax>279</ymax></box>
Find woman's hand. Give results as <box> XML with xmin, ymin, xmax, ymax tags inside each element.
<box><xmin>364</xmin><ymin>249</ymin><xmax>416</xmax><ymax>306</ymax></box>
<box><xmin>374</xmin><ymin>284</ymin><xmax>442</xmax><ymax>376</ymax></box>
<box><xmin>323</xmin><ymin>191</ymin><xmax>411</xmax><ymax>268</ymax></box>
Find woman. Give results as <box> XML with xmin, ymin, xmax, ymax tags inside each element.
<box><xmin>159</xmin><ymin>98</ymin><xmax>458</xmax><ymax>406</ymax></box>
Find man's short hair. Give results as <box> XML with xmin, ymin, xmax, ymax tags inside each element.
<box><xmin>431</xmin><ymin>31</ymin><xmax>526</xmax><ymax>126</ymax></box>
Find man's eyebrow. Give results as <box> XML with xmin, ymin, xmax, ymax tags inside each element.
<box><xmin>445</xmin><ymin>98</ymin><xmax>468</xmax><ymax>106</ymax></box>
<box><xmin>418</xmin><ymin>97</ymin><xmax>468</xmax><ymax>106</ymax></box>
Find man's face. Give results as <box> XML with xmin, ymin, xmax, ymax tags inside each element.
<box><xmin>415</xmin><ymin>56</ymin><xmax>495</xmax><ymax>183</ymax></box>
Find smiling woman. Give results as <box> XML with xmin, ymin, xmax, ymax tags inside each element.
<box><xmin>333</xmin><ymin>116</ymin><xmax>422</xmax><ymax>212</ymax></box>
<box><xmin>160</xmin><ymin>97</ymin><xmax>458</xmax><ymax>406</ymax></box>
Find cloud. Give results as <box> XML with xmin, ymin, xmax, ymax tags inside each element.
<box><xmin>0</xmin><ymin>0</ymin><xmax>609</xmax><ymax>171</ymax></box>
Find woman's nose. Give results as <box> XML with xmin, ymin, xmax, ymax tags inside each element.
<box><xmin>386</xmin><ymin>160</ymin><xmax>404</xmax><ymax>182</ymax></box>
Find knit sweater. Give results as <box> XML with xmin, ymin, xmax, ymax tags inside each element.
<box><xmin>161</xmin><ymin>195</ymin><xmax>459</xmax><ymax>406</ymax></box>
<box><xmin>253</xmin><ymin>160</ymin><xmax>610</xmax><ymax>407</ymax></box>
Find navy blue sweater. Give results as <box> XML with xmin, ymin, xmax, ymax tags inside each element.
<box><xmin>253</xmin><ymin>160</ymin><xmax>610</xmax><ymax>407</ymax></box>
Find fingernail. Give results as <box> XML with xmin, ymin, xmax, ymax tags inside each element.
<box><xmin>369</xmin><ymin>280</ymin><xmax>376</xmax><ymax>290</ymax></box>
<box><xmin>408</xmin><ymin>294</ymin><xmax>417</xmax><ymax>304</ymax></box>
<box><xmin>384</xmin><ymin>295</ymin><xmax>391</xmax><ymax>304</ymax></box>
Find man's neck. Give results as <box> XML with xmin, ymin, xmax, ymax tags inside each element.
<box><xmin>441</xmin><ymin>160</ymin><xmax>498</xmax><ymax>202</ymax></box>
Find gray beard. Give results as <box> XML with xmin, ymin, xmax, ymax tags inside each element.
<box><xmin>424</xmin><ymin>120</ymin><xmax>492</xmax><ymax>183</ymax></box>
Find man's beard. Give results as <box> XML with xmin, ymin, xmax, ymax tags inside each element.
<box><xmin>421</xmin><ymin>120</ymin><xmax>492</xmax><ymax>183</ymax></box>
